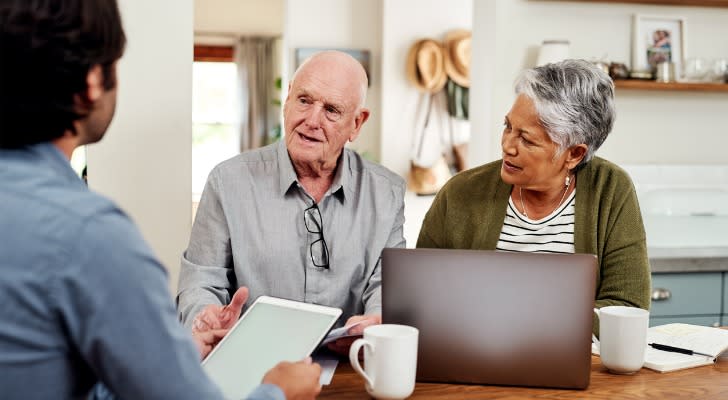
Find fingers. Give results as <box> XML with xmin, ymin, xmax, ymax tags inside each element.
<box><xmin>347</xmin><ymin>325</ymin><xmax>366</xmax><ymax>336</ymax></box>
<box><xmin>262</xmin><ymin>360</ymin><xmax>322</xmax><ymax>400</ymax></box>
<box><xmin>192</xmin><ymin>288</ymin><xmax>250</xmax><ymax>334</ymax></box>
<box><xmin>196</xmin><ymin>328</ymin><xmax>228</xmax><ymax>344</ymax></box>
<box><xmin>347</xmin><ymin>314</ymin><xmax>381</xmax><ymax>336</ymax></box>
<box><xmin>311</xmin><ymin>361</ymin><xmax>322</xmax><ymax>375</ymax></box>
<box><xmin>344</xmin><ymin>315</ymin><xmax>368</xmax><ymax>326</ymax></box>
<box><xmin>228</xmin><ymin>286</ymin><xmax>249</xmax><ymax>312</ymax></box>
<box><xmin>192</xmin><ymin>315</ymin><xmax>210</xmax><ymax>332</ymax></box>
<box><xmin>197</xmin><ymin>307</ymin><xmax>223</xmax><ymax>330</ymax></box>
<box><xmin>193</xmin><ymin>328</ymin><xmax>229</xmax><ymax>359</ymax></box>
<box><xmin>221</xmin><ymin>286</ymin><xmax>249</xmax><ymax>325</ymax></box>
<box><xmin>192</xmin><ymin>305</ymin><xmax>229</xmax><ymax>336</ymax></box>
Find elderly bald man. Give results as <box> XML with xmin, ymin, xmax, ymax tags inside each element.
<box><xmin>177</xmin><ymin>51</ymin><xmax>405</xmax><ymax>352</ymax></box>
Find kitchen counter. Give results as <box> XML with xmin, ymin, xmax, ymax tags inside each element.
<box><xmin>643</xmin><ymin>213</ymin><xmax>728</xmax><ymax>271</ymax></box>
<box><xmin>649</xmin><ymin>246</ymin><xmax>728</xmax><ymax>260</ymax></box>
<box><xmin>650</xmin><ymin>256</ymin><xmax>728</xmax><ymax>273</ymax></box>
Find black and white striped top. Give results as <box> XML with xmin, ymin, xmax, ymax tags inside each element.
<box><xmin>496</xmin><ymin>191</ymin><xmax>576</xmax><ymax>254</ymax></box>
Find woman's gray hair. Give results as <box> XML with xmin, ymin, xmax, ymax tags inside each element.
<box><xmin>514</xmin><ymin>59</ymin><xmax>615</xmax><ymax>168</ymax></box>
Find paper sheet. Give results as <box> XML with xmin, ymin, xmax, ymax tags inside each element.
<box><xmin>314</xmin><ymin>321</ymin><xmax>368</xmax><ymax>385</ymax></box>
<box><xmin>313</xmin><ymin>353</ymin><xmax>339</xmax><ymax>385</ymax></box>
<box><xmin>648</xmin><ymin>324</ymin><xmax>728</xmax><ymax>356</ymax></box>
<box><xmin>320</xmin><ymin>320</ymin><xmax>366</xmax><ymax>345</ymax></box>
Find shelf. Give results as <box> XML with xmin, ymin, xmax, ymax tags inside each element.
<box><xmin>565</xmin><ymin>0</ymin><xmax>728</xmax><ymax>7</ymax></box>
<box><xmin>614</xmin><ymin>79</ymin><xmax>728</xmax><ymax>92</ymax></box>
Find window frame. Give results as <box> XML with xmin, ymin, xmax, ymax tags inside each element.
<box><xmin>194</xmin><ymin>45</ymin><xmax>234</xmax><ymax>62</ymax></box>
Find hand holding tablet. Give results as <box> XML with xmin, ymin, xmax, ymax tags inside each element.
<box><xmin>262</xmin><ymin>357</ymin><xmax>322</xmax><ymax>400</ymax></box>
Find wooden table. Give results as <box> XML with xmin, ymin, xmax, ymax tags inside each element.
<box><xmin>320</xmin><ymin>356</ymin><xmax>728</xmax><ymax>399</ymax></box>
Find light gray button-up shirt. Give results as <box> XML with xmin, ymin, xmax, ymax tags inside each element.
<box><xmin>177</xmin><ymin>140</ymin><xmax>406</xmax><ymax>327</ymax></box>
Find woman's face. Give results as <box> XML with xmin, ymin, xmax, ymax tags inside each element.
<box><xmin>500</xmin><ymin>94</ymin><xmax>572</xmax><ymax>191</ymax></box>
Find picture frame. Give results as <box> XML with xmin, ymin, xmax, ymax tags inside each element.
<box><xmin>295</xmin><ymin>48</ymin><xmax>371</xmax><ymax>86</ymax></box>
<box><xmin>632</xmin><ymin>15</ymin><xmax>686</xmax><ymax>76</ymax></box>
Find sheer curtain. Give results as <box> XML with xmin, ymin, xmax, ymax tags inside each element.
<box><xmin>234</xmin><ymin>37</ymin><xmax>277</xmax><ymax>152</ymax></box>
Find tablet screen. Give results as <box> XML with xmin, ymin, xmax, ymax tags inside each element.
<box><xmin>201</xmin><ymin>296</ymin><xmax>341</xmax><ymax>399</ymax></box>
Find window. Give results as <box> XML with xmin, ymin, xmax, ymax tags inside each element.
<box><xmin>192</xmin><ymin>61</ymin><xmax>238</xmax><ymax>196</ymax></box>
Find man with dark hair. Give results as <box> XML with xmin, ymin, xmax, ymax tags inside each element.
<box><xmin>0</xmin><ymin>1</ymin><xmax>320</xmax><ymax>399</ymax></box>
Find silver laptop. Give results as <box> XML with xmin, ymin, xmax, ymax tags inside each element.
<box><xmin>382</xmin><ymin>248</ymin><xmax>597</xmax><ymax>390</ymax></box>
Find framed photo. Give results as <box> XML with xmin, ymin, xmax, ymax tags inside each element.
<box><xmin>295</xmin><ymin>48</ymin><xmax>371</xmax><ymax>86</ymax></box>
<box><xmin>632</xmin><ymin>15</ymin><xmax>686</xmax><ymax>76</ymax></box>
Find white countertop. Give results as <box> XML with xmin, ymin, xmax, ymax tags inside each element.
<box><xmin>650</xmin><ymin>256</ymin><xmax>728</xmax><ymax>273</ymax></box>
<box><xmin>649</xmin><ymin>246</ymin><xmax>728</xmax><ymax>260</ymax></box>
<box><xmin>644</xmin><ymin>214</ymin><xmax>728</xmax><ymax>268</ymax></box>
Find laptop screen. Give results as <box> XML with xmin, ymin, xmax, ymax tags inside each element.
<box><xmin>382</xmin><ymin>248</ymin><xmax>596</xmax><ymax>389</ymax></box>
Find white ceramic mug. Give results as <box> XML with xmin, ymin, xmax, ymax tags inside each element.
<box><xmin>349</xmin><ymin>324</ymin><xmax>418</xmax><ymax>399</ymax></box>
<box><xmin>594</xmin><ymin>306</ymin><xmax>649</xmax><ymax>374</ymax></box>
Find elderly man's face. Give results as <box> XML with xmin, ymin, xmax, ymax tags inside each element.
<box><xmin>283</xmin><ymin>61</ymin><xmax>367</xmax><ymax>172</ymax></box>
<box><xmin>500</xmin><ymin>94</ymin><xmax>571</xmax><ymax>191</ymax></box>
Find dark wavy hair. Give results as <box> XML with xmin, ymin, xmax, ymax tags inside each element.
<box><xmin>0</xmin><ymin>0</ymin><xmax>126</xmax><ymax>148</ymax></box>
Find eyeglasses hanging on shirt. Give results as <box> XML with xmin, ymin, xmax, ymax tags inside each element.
<box><xmin>304</xmin><ymin>204</ymin><xmax>330</xmax><ymax>269</ymax></box>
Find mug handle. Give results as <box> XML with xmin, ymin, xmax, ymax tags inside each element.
<box><xmin>349</xmin><ymin>338</ymin><xmax>374</xmax><ymax>388</ymax></box>
<box><xmin>592</xmin><ymin>308</ymin><xmax>600</xmax><ymax>350</ymax></box>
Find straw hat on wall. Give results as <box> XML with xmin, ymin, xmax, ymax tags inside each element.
<box><xmin>406</xmin><ymin>39</ymin><xmax>448</xmax><ymax>93</ymax></box>
<box><xmin>443</xmin><ymin>29</ymin><xmax>471</xmax><ymax>88</ymax></box>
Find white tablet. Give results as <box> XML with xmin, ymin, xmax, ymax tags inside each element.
<box><xmin>201</xmin><ymin>296</ymin><xmax>342</xmax><ymax>399</ymax></box>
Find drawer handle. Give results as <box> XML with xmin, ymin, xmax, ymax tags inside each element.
<box><xmin>651</xmin><ymin>288</ymin><xmax>672</xmax><ymax>301</ymax></box>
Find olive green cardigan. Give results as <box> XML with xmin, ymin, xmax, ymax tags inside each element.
<box><xmin>417</xmin><ymin>157</ymin><xmax>651</xmax><ymax>335</ymax></box>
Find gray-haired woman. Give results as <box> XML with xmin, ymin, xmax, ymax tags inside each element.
<box><xmin>417</xmin><ymin>59</ymin><xmax>650</xmax><ymax>334</ymax></box>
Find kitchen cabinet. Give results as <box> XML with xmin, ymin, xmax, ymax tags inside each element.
<box><xmin>723</xmin><ymin>276</ymin><xmax>728</xmax><ymax>325</ymax></box>
<box><xmin>650</xmin><ymin>271</ymin><xmax>725</xmax><ymax>327</ymax></box>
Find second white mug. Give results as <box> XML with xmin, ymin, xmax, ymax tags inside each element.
<box><xmin>594</xmin><ymin>306</ymin><xmax>649</xmax><ymax>374</ymax></box>
<box><xmin>349</xmin><ymin>324</ymin><xmax>418</xmax><ymax>399</ymax></box>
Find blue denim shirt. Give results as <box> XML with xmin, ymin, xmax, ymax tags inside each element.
<box><xmin>0</xmin><ymin>143</ymin><xmax>283</xmax><ymax>400</ymax></box>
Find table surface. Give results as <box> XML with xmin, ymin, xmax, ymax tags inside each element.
<box><xmin>320</xmin><ymin>355</ymin><xmax>728</xmax><ymax>399</ymax></box>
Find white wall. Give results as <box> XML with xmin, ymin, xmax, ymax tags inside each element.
<box><xmin>195</xmin><ymin>0</ymin><xmax>283</xmax><ymax>45</ymax></box>
<box><xmin>471</xmin><ymin>0</ymin><xmax>728</xmax><ymax>166</ymax></box>
<box><xmin>201</xmin><ymin>0</ymin><xmax>728</xmax><ymax>172</ymax></box>
<box><xmin>284</xmin><ymin>0</ymin><xmax>383</xmax><ymax>161</ymax></box>
<box><xmin>469</xmin><ymin>1</ymin><xmax>499</xmax><ymax>169</ymax></box>
<box><xmin>87</xmin><ymin>0</ymin><xmax>193</xmax><ymax>294</ymax></box>
<box><xmin>380</xmin><ymin>0</ymin><xmax>473</xmax><ymax>178</ymax></box>
<box><xmin>84</xmin><ymin>1</ymin><xmax>728</xmax><ymax>289</ymax></box>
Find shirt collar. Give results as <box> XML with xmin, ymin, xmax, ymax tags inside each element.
<box><xmin>34</xmin><ymin>142</ymin><xmax>87</xmax><ymax>187</ymax></box>
<box><xmin>276</xmin><ymin>139</ymin><xmax>350</xmax><ymax>201</ymax></box>
<box><xmin>277</xmin><ymin>139</ymin><xmax>300</xmax><ymax>195</ymax></box>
